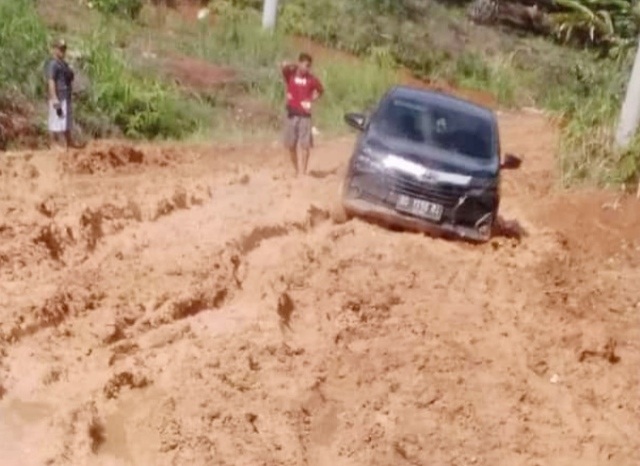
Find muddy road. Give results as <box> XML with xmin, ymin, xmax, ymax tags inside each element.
<box><xmin>0</xmin><ymin>111</ymin><xmax>639</xmax><ymax>465</ymax></box>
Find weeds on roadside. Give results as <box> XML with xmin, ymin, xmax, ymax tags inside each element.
<box><xmin>0</xmin><ymin>0</ymin><xmax>204</xmax><ymax>141</ymax></box>
<box><xmin>0</xmin><ymin>0</ymin><xmax>48</xmax><ymax>98</ymax></box>
<box><xmin>76</xmin><ymin>30</ymin><xmax>203</xmax><ymax>139</ymax></box>
<box><xmin>86</xmin><ymin>0</ymin><xmax>143</xmax><ymax>20</ymax></box>
<box><xmin>450</xmin><ymin>53</ymin><xmax>519</xmax><ymax>106</ymax></box>
<box><xmin>539</xmin><ymin>54</ymin><xmax>637</xmax><ymax>186</ymax></box>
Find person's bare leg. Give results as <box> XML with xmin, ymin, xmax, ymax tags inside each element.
<box><xmin>298</xmin><ymin>119</ymin><xmax>313</xmax><ymax>176</ymax></box>
<box><xmin>284</xmin><ymin>116</ymin><xmax>300</xmax><ymax>176</ymax></box>
<box><xmin>299</xmin><ymin>148</ymin><xmax>310</xmax><ymax>176</ymax></box>
<box><xmin>289</xmin><ymin>146</ymin><xmax>299</xmax><ymax>175</ymax></box>
<box><xmin>64</xmin><ymin>131</ymin><xmax>72</xmax><ymax>150</ymax></box>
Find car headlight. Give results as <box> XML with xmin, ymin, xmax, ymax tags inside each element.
<box><xmin>355</xmin><ymin>146</ymin><xmax>387</xmax><ymax>171</ymax></box>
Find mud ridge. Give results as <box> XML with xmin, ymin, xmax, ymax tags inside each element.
<box><xmin>33</xmin><ymin>223</ymin><xmax>73</xmax><ymax>261</ymax></box>
<box><xmin>60</xmin><ymin>143</ymin><xmax>189</xmax><ymax>175</ymax></box>
<box><xmin>0</xmin><ymin>280</ymin><xmax>103</xmax><ymax>345</ymax></box>
<box><xmin>1</xmin><ymin>185</ymin><xmax>212</xmax><ymax>275</ymax></box>
<box><xmin>103</xmin><ymin>371</ymin><xmax>151</xmax><ymax>400</ymax></box>
<box><xmin>62</xmin><ymin>144</ymin><xmax>144</xmax><ymax>175</ymax></box>
<box><xmin>171</xmin><ymin>288</ymin><xmax>229</xmax><ymax>320</ymax></box>
<box><xmin>237</xmin><ymin>205</ymin><xmax>332</xmax><ymax>255</ymax></box>
<box><xmin>152</xmin><ymin>185</ymin><xmax>211</xmax><ymax>220</ymax></box>
<box><xmin>0</xmin><ymin>155</ymin><xmax>39</xmax><ymax>179</ymax></box>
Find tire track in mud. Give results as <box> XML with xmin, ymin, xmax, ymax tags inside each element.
<box><xmin>0</xmin><ymin>195</ymin><xmax>342</xmax><ymax>465</ymax></box>
<box><xmin>0</xmin><ymin>159</ymin><xmax>338</xmax><ymax>395</ymax></box>
<box><xmin>0</xmin><ymin>188</ymin><xmax>214</xmax><ymax>346</ymax></box>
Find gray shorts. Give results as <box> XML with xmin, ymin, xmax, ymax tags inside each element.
<box><xmin>283</xmin><ymin>115</ymin><xmax>313</xmax><ymax>150</ymax></box>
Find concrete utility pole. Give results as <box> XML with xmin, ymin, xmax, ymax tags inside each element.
<box><xmin>614</xmin><ymin>35</ymin><xmax>640</xmax><ymax>150</ymax></box>
<box><xmin>262</xmin><ymin>0</ymin><xmax>279</xmax><ymax>30</ymax></box>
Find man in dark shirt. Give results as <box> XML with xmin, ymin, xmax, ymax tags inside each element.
<box><xmin>46</xmin><ymin>38</ymin><xmax>75</xmax><ymax>149</ymax></box>
<box><xmin>280</xmin><ymin>53</ymin><xmax>324</xmax><ymax>176</ymax></box>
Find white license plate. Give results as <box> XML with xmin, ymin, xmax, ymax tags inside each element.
<box><xmin>395</xmin><ymin>194</ymin><xmax>443</xmax><ymax>221</ymax></box>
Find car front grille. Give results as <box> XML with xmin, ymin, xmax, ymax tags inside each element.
<box><xmin>389</xmin><ymin>172</ymin><xmax>467</xmax><ymax>208</ymax></box>
<box><xmin>347</xmin><ymin>167</ymin><xmax>497</xmax><ymax>229</ymax></box>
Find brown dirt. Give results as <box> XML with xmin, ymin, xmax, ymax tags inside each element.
<box><xmin>158</xmin><ymin>54</ymin><xmax>280</xmax><ymax>128</ymax></box>
<box><xmin>0</xmin><ymin>97</ymin><xmax>44</xmax><ymax>151</ymax></box>
<box><xmin>161</xmin><ymin>54</ymin><xmax>237</xmax><ymax>91</ymax></box>
<box><xmin>0</xmin><ymin>110</ymin><xmax>639</xmax><ymax>466</ymax></box>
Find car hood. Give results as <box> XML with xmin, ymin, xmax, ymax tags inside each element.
<box><xmin>364</xmin><ymin>133</ymin><xmax>499</xmax><ymax>179</ymax></box>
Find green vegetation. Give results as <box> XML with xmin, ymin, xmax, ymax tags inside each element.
<box><xmin>1</xmin><ymin>0</ymin><xmax>397</xmax><ymax>143</ymax></box>
<box><xmin>90</xmin><ymin>0</ymin><xmax>143</xmax><ymax>19</ymax></box>
<box><xmin>0</xmin><ymin>0</ymin><xmax>207</xmax><ymax>141</ymax></box>
<box><xmin>549</xmin><ymin>0</ymin><xmax>639</xmax><ymax>55</ymax></box>
<box><xmin>0</xmin><ymin>0</ymin><xmax>49</xmax><ymax>99</ymax></box>
<box><xmin>76</xmin><ymin>30</ymin><xmax>203</xmax><ymax>139</ymax></box>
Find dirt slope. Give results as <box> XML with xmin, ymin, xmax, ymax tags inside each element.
<box><xmin>0</xmin><ymin>111</ymin><xmax>639</xmax><ymax>466</ymax></box>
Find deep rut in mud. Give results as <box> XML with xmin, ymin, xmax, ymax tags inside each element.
<box><xmin>0</xmin><ymin>115</ymin><xmax>639</xmax><ymax>466</ymax></box>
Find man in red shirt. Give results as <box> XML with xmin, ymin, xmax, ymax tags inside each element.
<box><xmin>281</xmin><ymin>53</ymin><xmax>324</xmax><ymax>176</ymax></box>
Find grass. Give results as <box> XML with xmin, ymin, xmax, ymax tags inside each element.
<box><xmin>448</xmin><ymin>52</ymin><xmax>520</xmax><ymax>106</ymax></box>
<box><xmin>532</xmin><ymin>50</ymin><xmax>639</xmax><ymax>187</ymax></box>
<box><xmin>75</xmin><ymin>28</ymin><xmax>207</xmax><ymax>139</ymax></box>
<box><xmin>0</xmin><ymin>0</ymin><xmax>49</xmax><ymax>99</ymax></box>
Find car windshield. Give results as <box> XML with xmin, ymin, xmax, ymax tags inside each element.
<box><xmin>371</xmin><ymin>96</ymin><xmax>495</xmax><ymax>160</ymax></box>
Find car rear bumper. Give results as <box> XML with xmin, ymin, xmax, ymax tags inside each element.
<box><xmin>343</xmin><ymin>196</ymin><xmax>493</xmax><ymax>242</ymax></box>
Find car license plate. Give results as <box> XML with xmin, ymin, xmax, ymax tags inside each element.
<box><xmin>395</xmin><ymin>194</ymin><xmax>443</xmax><ymax>221</ymax></box>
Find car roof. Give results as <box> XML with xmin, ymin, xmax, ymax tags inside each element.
<box><xmin>385</xmin><ymin>85</ymin><xmax>496</xmax><ymax>122</ymax></box>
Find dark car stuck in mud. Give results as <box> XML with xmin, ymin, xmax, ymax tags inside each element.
<box><xmin>341</xmin><ymin>85</ymin><xmax>521</xmax><ymax>242</ymax></box>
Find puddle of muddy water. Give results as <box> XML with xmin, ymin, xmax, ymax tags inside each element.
<box><xmin>2</xmin><ymin>398</ymin><xmax>53</xmax><ymax>424</ymax></box>
<box><xmin>0</xmin><ymin>398</ymin><xmax>55</xmax><ymax>465</ymax></box>
<box><xmin>0</xmin><ymin>393</ymin><xmax>162</xmax><ymax>465</ymax></box>
<box><xmin>97</xmin><ymin>387</ymin><xmax>163</xmax><ymax>465</ymax></box>
<box><xmin>99</xmin><ymin>399</ymin><xmax>135</xmax><ymax>462</ymax></box>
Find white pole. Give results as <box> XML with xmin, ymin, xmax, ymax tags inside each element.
<box><xmin>614</xmin><ymin>35</ymin><xmax>640</xmax><ymax>149</ymax></box>
<box><xmin>262</xmin><ymin>0</ymin><xmax>279</xmax><ymax>30</ymax></box>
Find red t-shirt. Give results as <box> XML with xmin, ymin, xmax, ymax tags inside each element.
<box><xmin>282</xmin><ymin>65</ymin><xmax>324</xmax><ymax>117</ymax></box>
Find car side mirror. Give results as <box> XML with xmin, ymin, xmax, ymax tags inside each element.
<box><xmin>344</xmin><ymin>112</ymin><xmax>366</xmax><ymax>131</ymax></box>
<box><xmin>501</xmin><ymin>153</ymin><xmax>522</xmax><ymax>170</ymax></box>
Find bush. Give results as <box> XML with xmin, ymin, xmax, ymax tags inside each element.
<box><xmin>544</xmin><ymin>55</ymin><xmax>637</xmax><ymax>186</ymax></box>
<box><xmin>89</xmin><ymin>0</ymin><xmax>143</xmax><ymax>19</ymax></box>
<box><xmin>0</xmin><ymin>0</ymin><xmax>49</xmax><ymax>98</ymax></box>
<box><xmin>77</xmin><ymin>32</ymin><xmax>201</xmax><ymax>139</ymax></box>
